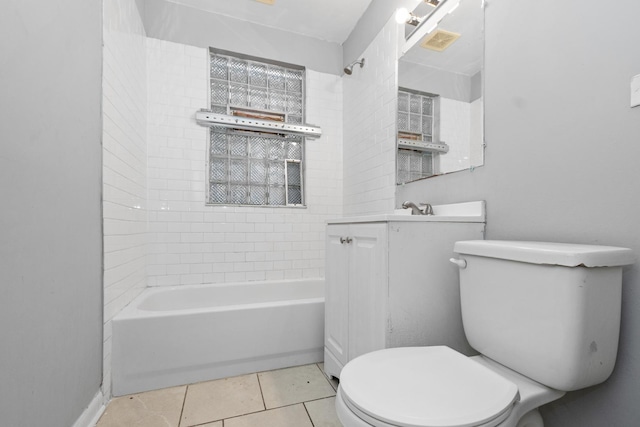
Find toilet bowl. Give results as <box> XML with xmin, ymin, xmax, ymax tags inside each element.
<box><xmin>336</xmin><ymin>347</ymin><xmax>563</xmax><ymax>427</ymax></box>
<box><xmin>334</xmin><ymin>240</ymin><xmax>635</xmax><ymax>427</ymax></box>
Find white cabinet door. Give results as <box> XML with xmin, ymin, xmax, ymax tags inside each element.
<box><xmin>325</xmin><ymin>224</ymin><xmax>350</xmax><ymax>367</ymax></box>
<box><xmin>348</xmin><ymin>224</ymin><xmax>388</xmax><ymax>361</ymax></box>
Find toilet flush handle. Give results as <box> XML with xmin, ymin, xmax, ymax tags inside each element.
<box><xmin>449</xmin><ymin>258</ymin><xmax>467</xmax><ymax>269</ymax></box>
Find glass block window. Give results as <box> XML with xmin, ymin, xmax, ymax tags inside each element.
<box><xmin>397</xmin><ymin>88</ymin><xmax>438</xmax><ymax>184</ymax></box>
<box><xmin>209</xmin><ymin>129</ymin><xmax>303</xmax><ymax>206</ymax></box>
<box><xmin>397</xmin><ymin>150</ymin><xmax>434</xmax><ymax>184</ymax></box>
<box><xmin>208</xmin><ymin>50</ymin><xmax>305</xmax><ymax>206</ymax></box>
<box><xmin>397</xmin><ymin>89</ymin><xmax>435</xmax><ymax>142</ymax></box>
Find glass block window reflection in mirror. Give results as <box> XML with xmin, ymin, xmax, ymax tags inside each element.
<box><xmin>208</xmin><ymin>50</ymin><xmax>305</xmax><ymax>206</ymax></box>
<box><xmin>397</xmin><ymin>88</ymin><xmax>441</xmax><ymax>184</ymax></box>
<box><xmin>397</xmin><ymin>150</ymin><xmax>433</xmax><ymax>184</ymax></box>
<box><xmin>398</xmin><ymin>90</ymin><xmax>435</xmax><ymax>142</ymax></box>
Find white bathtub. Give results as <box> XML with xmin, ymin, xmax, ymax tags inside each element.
<box><xmin>111</xmin><ymin>278</ymin><xmax>325</xmax><ymax>396</ymax></box>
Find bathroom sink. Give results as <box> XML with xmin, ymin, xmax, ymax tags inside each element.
<box><xmin>330</xmin><ymin>201</ymin><xmax>486</xmax><ymax>224</ymax></box>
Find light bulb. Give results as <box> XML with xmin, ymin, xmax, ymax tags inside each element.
<box><xmin>395</xmin><ymin>8</ymin><xmax>411</xmax><ymax>24</ymax></box>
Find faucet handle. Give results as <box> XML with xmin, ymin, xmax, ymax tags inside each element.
<box><xmin>419</xmin><ymin>202</ymin><xmax>434</xmax><ymax>215</ymax></box>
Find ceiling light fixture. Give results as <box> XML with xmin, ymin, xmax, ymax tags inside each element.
<box><xmin>399</xmin><ymin>0</ymin><xmax>462</xmax><ymax>55</ymax></box>
<box><xmin>395</xmin><ymin>8</ymin><xmax>422</xmax><ymax>26</ymax></box>
<box><xmin>396</xmin><ymin>0</ymin><xmax>441</xmax><ymax>26</ymax></box>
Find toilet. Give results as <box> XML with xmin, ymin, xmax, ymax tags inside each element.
<box><xmin>335</xmin><ymin>240</ymin><xmax>635</xmax><ymax>427</ymax></box>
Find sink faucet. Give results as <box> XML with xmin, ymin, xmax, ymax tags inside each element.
<box><xmin>402</xmin><ymin>201</ymin><xmax>433</xmax><ymax>215</ymax></box>
<box><xmin>402</xmin><ymin>201</ymin><xmax>422</xmax><ymax>215</ymax></box>
<box><xmin>401</xmin><ymin>201</ymin><xmax>434</xmax><ymax>215</ymax></box>
<box><xmin>421</xmin><ymin>203</ymin><xmax>434</xmax><ymax>215</ymax></box>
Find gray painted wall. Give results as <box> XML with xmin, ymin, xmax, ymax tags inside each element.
<box><xmin>0</xmin><ymin>1</ymin><xmax>103</xmax><ymax>426</ymax></box>
<box><xmin>141</xmin><ymin>0</ymin><xmax>343</xmax><ymax>75</ymax></box>
<box><xmin>397</xmin><ymin>1</ymin><xmax>640</xmax><ymax>425</ymax></box>
<box><xmin>135</xmin><ymin>0</ymin><xmax>146</xmax><ymax>17</ymax></box>
<box><xmin>470</xmin><ymin>71</ymin><xmax>482</xmax><ymax>102</ymax></box>
<box><xmin>399</xmin><ymin>61</ymin><xmax>473</xmax><ymax>102</ymax></box>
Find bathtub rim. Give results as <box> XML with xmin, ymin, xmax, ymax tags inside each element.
<box><xmin>114</xmin><ymin>277</ymin><xmax>325</xmax><ymax>320</ymax></box>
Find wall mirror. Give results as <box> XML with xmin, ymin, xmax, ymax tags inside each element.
<box><xmin>396</xmin><ymin>0</ymin><xmax>484</xmax><ymax>184</ymax></box>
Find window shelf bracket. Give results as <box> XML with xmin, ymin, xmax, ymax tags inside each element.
<box><xmin>195</xmin><ymin>109</ymin><xmax>322</xmax><ymax>140</ymax></box>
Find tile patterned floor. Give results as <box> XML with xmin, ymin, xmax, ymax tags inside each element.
<box><xmin>96</xmin><ymin>363</ymin><xmax>342</xmax><ymax>427</ymax></box>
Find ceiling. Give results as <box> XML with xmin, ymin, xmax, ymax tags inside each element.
<box><xmin>401</xmin><ymin>0</ymin><xmax>483</xmax><ymax>76</ymax></box>
<box><xmin>166</xmin><ymin>0</ymin><xmax>373</xmax><ymax>44</ymax></box>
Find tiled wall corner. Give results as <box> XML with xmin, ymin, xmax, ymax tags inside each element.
<box><xmin>146</xmin><ymin>39</ymin><xmax>343</xmax><ymax>286</ymax></box>
<box><xmin>102</xmin><ymin>0</ymin><xmax>147</xmax><ymax>399</ymax></box>
<box><xmin>342</xmin><ymin>17</ymin><xmax>399</xmax><ymax>216</ymax></box>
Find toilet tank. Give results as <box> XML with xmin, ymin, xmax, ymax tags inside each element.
<box><xmin>453</xmin><ymin>240</ymin><xmax>635</xmax><ymax>391</ymax></box>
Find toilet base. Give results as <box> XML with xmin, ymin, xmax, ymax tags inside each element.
<box><xmin>470</xmin><ymin>356</ymin><xmax>564</xmax><ymax>427</ymax></box>
<box><xmin>515</xmin><ymin>409</ymin><xmax>543</xmax><ymax>427</ymax></box>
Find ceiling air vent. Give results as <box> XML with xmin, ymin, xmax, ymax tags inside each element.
<box><xmin>420</xmin><ymin>29</ymin><xmax>461</xmax><ymax>52</ymax></box>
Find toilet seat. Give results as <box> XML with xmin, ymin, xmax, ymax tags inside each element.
<box><xmin>339</xmin><ymin>346</ymin><xmax>520</xmax><ymax>427</ymax></box>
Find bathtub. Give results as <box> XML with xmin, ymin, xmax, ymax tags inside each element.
<box><xmin>111</xmin><ymin>278</ymin><xmax>325</xmax><ymax>396</ymax></box>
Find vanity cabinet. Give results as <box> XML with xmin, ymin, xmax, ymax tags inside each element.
<box><xmin>325</xmin><ymin>223</ymin><xmax>388</xmax><ymax>370</ymax></box>
<box><xmin>323</xmin><ymin>214</ymin><xmax>486</xmax><ymax>379</ymax></box>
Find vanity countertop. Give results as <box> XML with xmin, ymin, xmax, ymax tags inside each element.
<box><xmin>327</xmin><ymin>201</ymin><xmax>486</xmax><ymax>224</ymax></box>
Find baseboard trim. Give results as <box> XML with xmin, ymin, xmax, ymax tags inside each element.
<box><xmin>72</xmin><ymin>390</ymin><xmax>106</xmax><ymax>427</ymax></box>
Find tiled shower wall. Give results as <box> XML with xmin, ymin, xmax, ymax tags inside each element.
<box><xmin>146</xmin><ymin>38</ymin><xmax>343</xmax><ymax>286</ymax></box>
<box><xmin>342</xmin><ymin>18</ymin><xmax>399</xmax><ymax>216</ymax></box>
<box><xmin>469</xmin><ymin>98</ymin><xmax>484</xmax><ymax>167</ymax></box>
<box><xmin>102</xmin><ymin>0</ymin><xmax>147</xmax><ymax>399</ymax></box>
<box><xmin>439</xmin><ymin>98</ymin><xmax>472</xmax><ymax>174</ymax></box>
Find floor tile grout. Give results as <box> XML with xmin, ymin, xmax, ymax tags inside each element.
<box><xmin>261</xmin><ymin>394</ymin><xmax>336</xmax><ymax>412</ymax></box>
<box><xmin>220</xmin><ymin>400</ymin><xmax>315</xmax><ymax>422</ymax></box>
<box><xmin>185</xmin><ymin>405</ymin><xmax>266</xmax><ymax>426</ymax></box>
<box><xmin>317</xmin><ymin>362</ymin><xmax>340</xmax><ymax>392</ymax></box>
<box><xmin>177</xmin><ymin>384</ymin><xmax>189</xmax><ymax>427</ymax></box>
<box><xmin>304</xmin><ymin>395</ymin><xmax>336</xmax><ymax>405</ymax></box>
<box><xmin>302</xmin><ymin>401</ymin><xmax>316</xmax><ymax>427</ymax></box>
<box><xmin>98</xmin><ymin>363</ymin><xmax>342</xmax><ymax>427</ymax></box>
<box><xmin>256</xmin><ymin>372</ymin><xmax>267</xmax><ymax>412</ymax></box>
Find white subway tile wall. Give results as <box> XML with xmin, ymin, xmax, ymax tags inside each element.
<box><xmin>439</xmin><ymin>97</ymin><xmax>472</xmax><ymax>174</ymax></box>
<box><xmin>469</xmin><ymin>97</ymin><xmax>484</xmax><ymax>168</ymax></box>
<box><xmin>102</xmin><ymin>0</ymin><xmax>148</xmax><ymax>400</ymax></box>
<box><xmin>342</xmin><ymin>18</ymin><xmax>399</xmax><ymax>216</ymax></box>
<box><xmin>146</xmin><ymin>38</ymin><xmax>343</xmax><ymax>286</ymax></box>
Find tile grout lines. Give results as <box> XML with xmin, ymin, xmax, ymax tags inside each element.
<box><xmin>256</xmin><ymin>372</ymin><xmax>267</xmax><ymax>412</ymax></box>
<box><xmin>302</xmin><ymin>401</ymin><xmax>316</xmax><ymax>427</ymax></box>
<box><xmin>177</xmin><ymin>384</ymin><xmax>189</xmax><ymax>427</ymax></box>
<box><xmin>105</xmin><ymin>364</ymin><xmax>340</xmax><ymax>427</ymax></box>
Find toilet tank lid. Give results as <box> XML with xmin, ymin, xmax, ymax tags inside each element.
<box><xmin>454</xmin><ymin>240</ymin><xmax>636</xmax><ymax>267</ymax></box>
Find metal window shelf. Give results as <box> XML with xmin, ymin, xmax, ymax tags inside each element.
<box><xmin>196</xmin><ymin>110</ymin><xmax>322</xmax><ymax>140</ymax></box>
<box><xmin>398</xmin><ymin>138</ymin><xmax>449</xmax><ymax>153</ymax></box>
